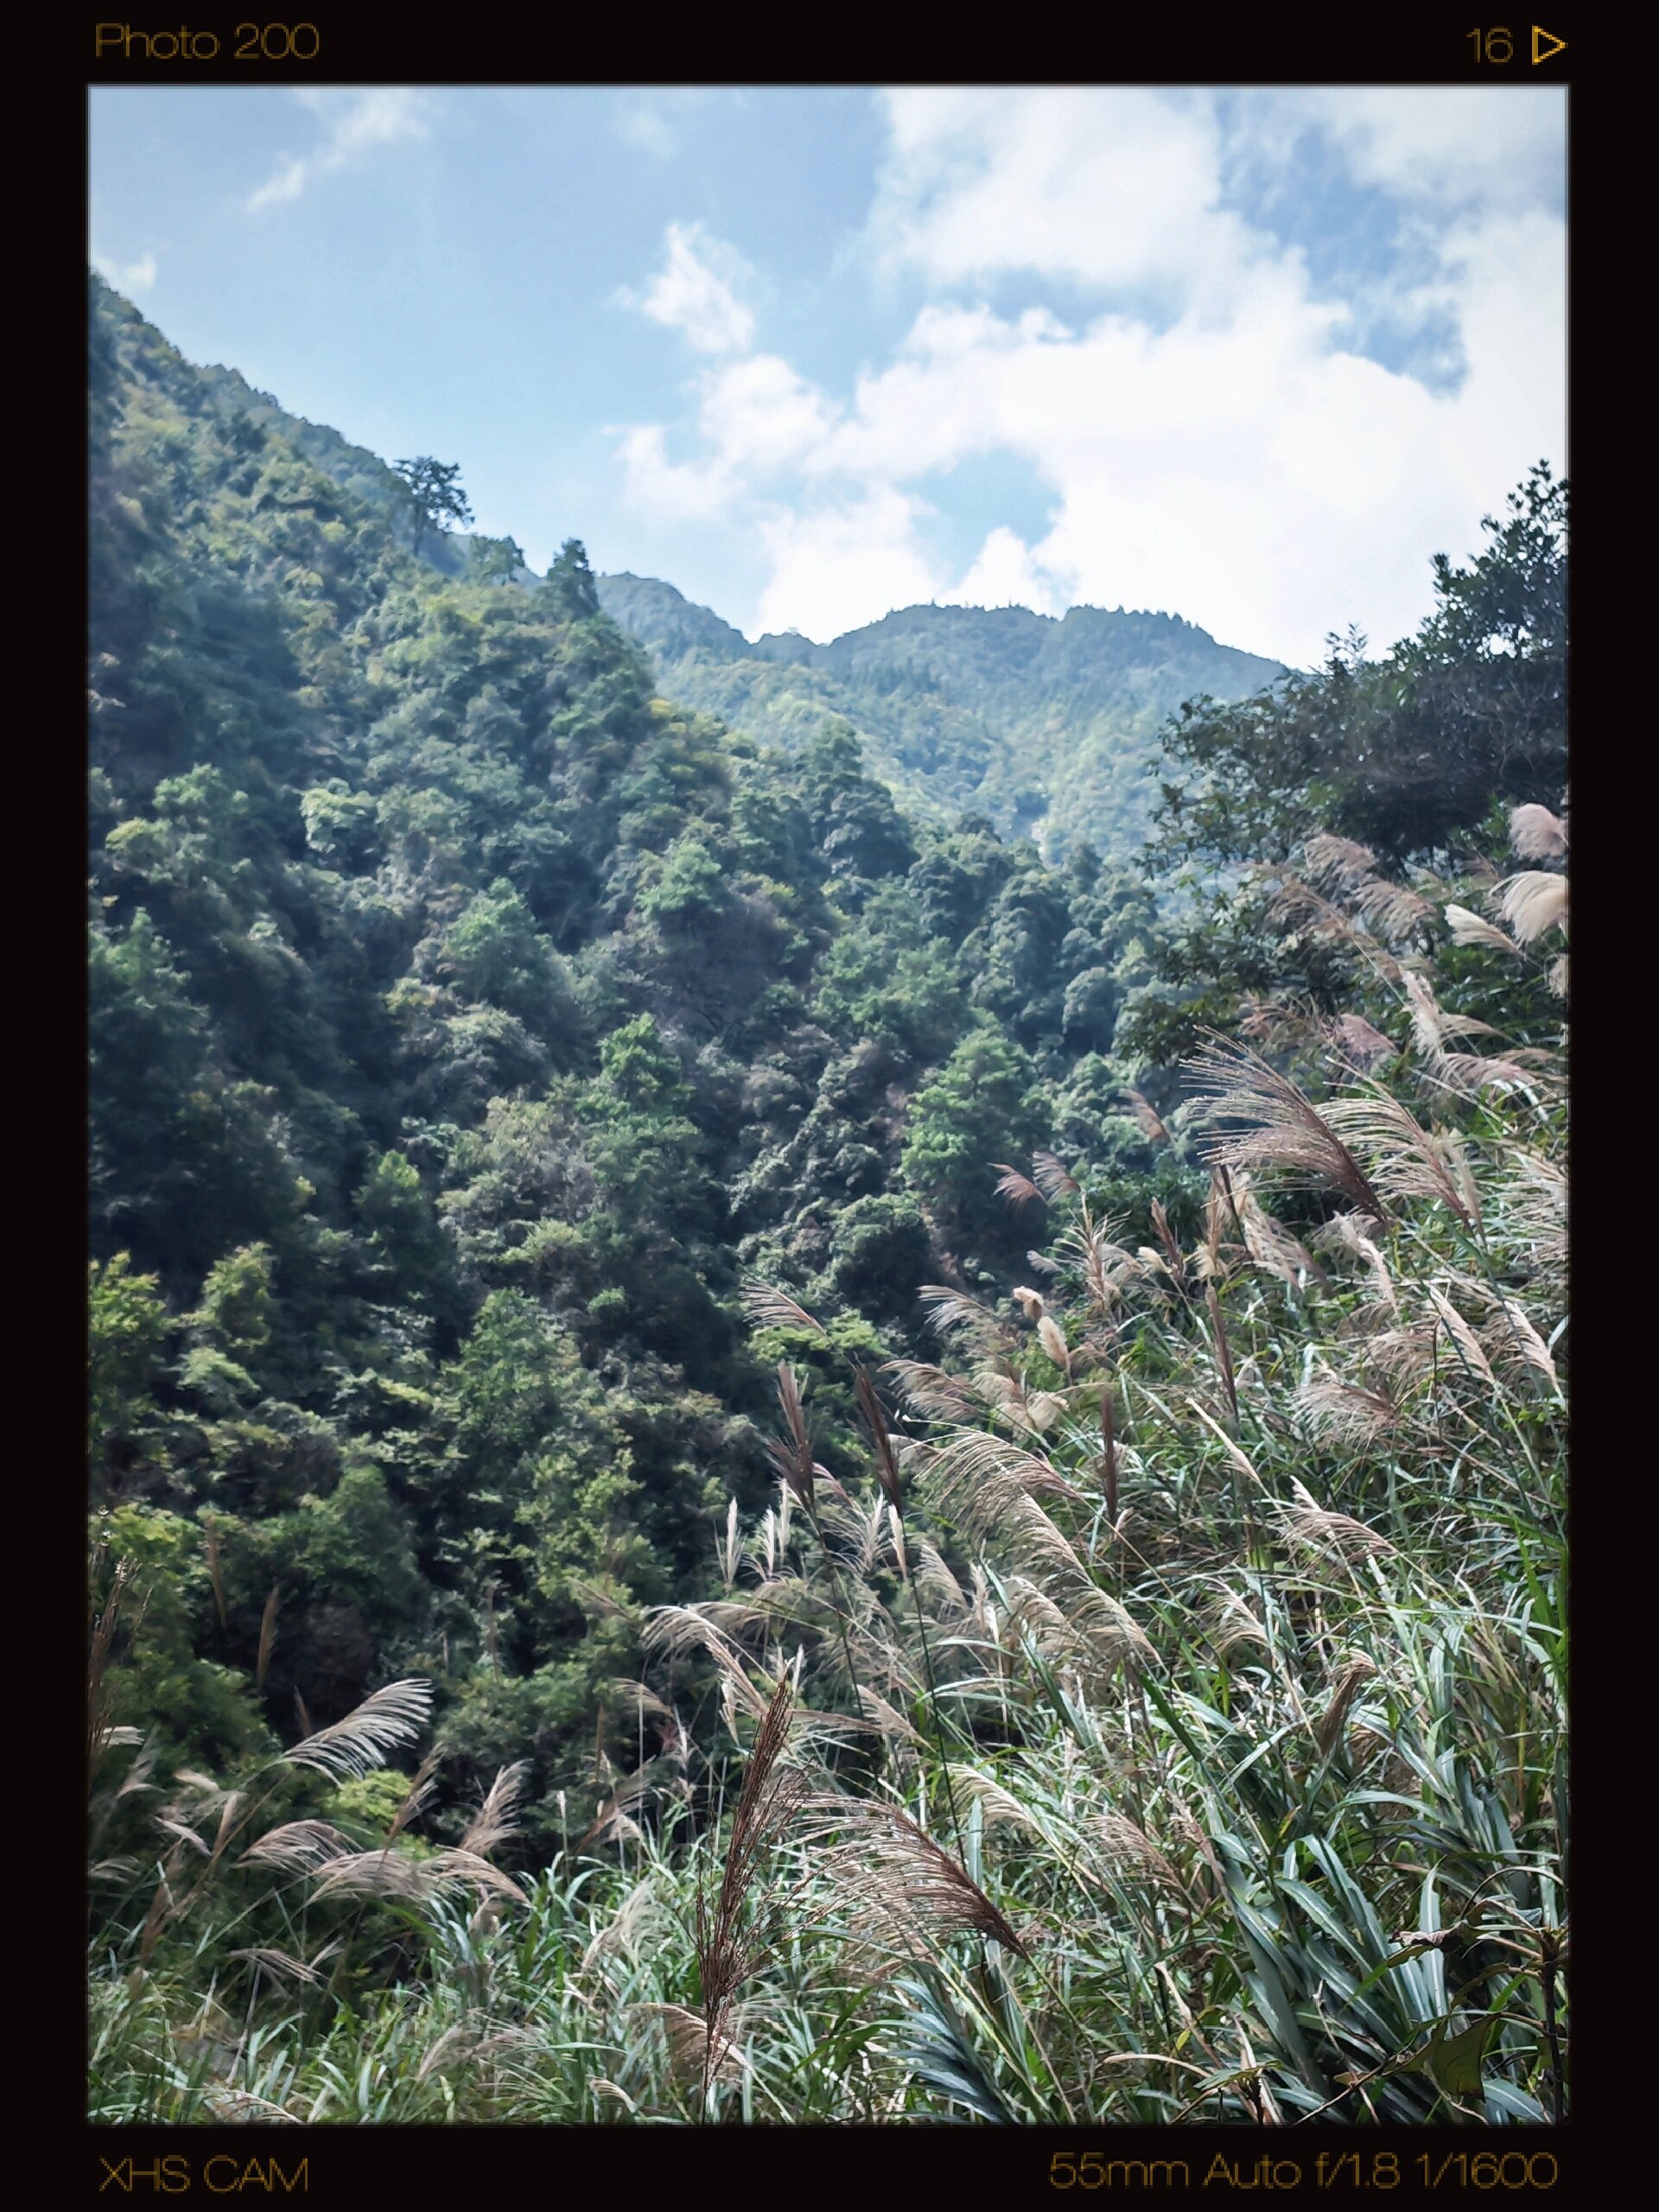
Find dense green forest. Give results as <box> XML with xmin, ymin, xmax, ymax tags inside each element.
<box><xmin>88</xmin><ymin>270</ymin><xmax>1567</xmax><ymax>2126</ymax></box>
<box><xmin>594</xmin><ymin>573</ymin><xmax>1285</xmax><ymax>856</ymax></box>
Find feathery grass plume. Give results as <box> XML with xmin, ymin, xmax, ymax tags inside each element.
<box><xmin>459</xmin><ymin>1761</ymin><xmax>528</xmax><ymax>1859</ymax></box>
<box><xmin>1427</xmin><ymin>1046</ymin><xmax>1545</xmax><ymax>1098</ymax></box>
<box><xmin>1301</xmin><ymin>832</ymin><xmax>1437</xmax><ymax>943</ymax></box>
<box><xmin>385</xmin><ymin>1751</ymin><xmax>440</xmax><ymax>1847</ymax></box>
<box><xmin>1096</xmin><ymin>1814</ymin><xmax>1183</xmax><ymax>1893</ymax></box>
<box><xmin>1232</xmin><ymin>1176</ymin><xmax>1324</xmax><ymax>1287</ymax></box>
<box><xmin>1329</xmin><ymin>1011</ymin><xmax>1397</xmax><ymax>1076</ymax></box>
<box><xmin>1206</xmin><ymin>1590</ymin><xmax>1270</xmax><ymax>1660</ymax></box>
<box><xmin>1057</xmin><ymin>1207</ymin><xmax>1145</xmax><ymax>1314</ymax></box>
<box><xmin>1445</xmin><ymin>904</ymin><xmax>1520</xmax><ymax>956</ymax></box>
<box><xmin>1321</xmin><ymin>1086</ymin><xmax>1478</xmax><ymax>1230</ymax></box>
<box><xmin>577</xmin><ymin>1752</ymin><xmax>690</xmax><ymax>1852</ymax></box>
<box><xmin>239</xmin><ymin>1820</ymin><xmax>358</xmax><ymax>1874</ymax></box>
<box><xmin>579</xmin><ymin>1874</ymin><xmax>659</xmax><ymax>1974</ymax></box>
<box><xmin>1264</xmin><ymin>874</ymin><xmax>1390</xmax><ymax>965</ymax></box>
<box><xmin>1314</xmin><ymin>1211</ymin><xmax>1401</xmax><ymax>1316</ymax></box>
<box><xmin>882</xmin><ymin>1357</ymin><xmax>988</xmax><ymax>1424</ymax></box>
<box><xmin>919</xmin><ymin>1283</ymin><xmax>1012</xmax><ymax>1356</ymax></box>
<box><xmin>1013</xmin><ymin>1285</ymin><xmax>1046</xmax><ymax>1320</ymax></box>
<box><xmin>692</xmin><ymin>1673</ymin><xmax>811</xmax><ymax>2107</ymax></box>
<box><xmin>645</xmin><ymin>1610</ymin><xmax>779</xmax><ymax>1725</ymax></box>
<box><xmin>855</xmin><ymin>1684</ymin><xmax>926</xmax><ymax>1747</ymax></box>
<box><xmin>1490</xmin><ymin>1147</ymin><xmax>1567</xmax><ymax>1283</ymax></box>
<box><xmin>1548</xmin><ymin>952</ymin><xmax>1568</xmax><ymax>997</ymax></box>
<box><xmin>854</xmin><ymin>1364</ymin><xmax>905</xmax><ymax>1512</ymax></box>
<box><xmin>945</xmin><ymin>1765</ymin><xmax>1046</xmax><ymax>1837</ymax></box>
<box><xmin>611</xmin><ymin>1676</ymin><xmax>678</xmax><ymax>1732</ymax></box>
<box><xmin>1280</xmin><ymin>1504</ymin><xmax>1395</xmax><ymax>1562</ymax></box>
<box><xmin>1351</xmin><ymin>1320</ymin><xmax>1440</xmax><ymax>1389</ymax></box>
<box><xmin>1313</xmin><ymin>1654</ymin><xmax>1381</xmax><ymax>1758</ymax></box>
<box><xmin>741</xmin><ymin>1278</ymin><xmax>829</xmax><ymax>1339</ymax></box>
<box><xmin>1025</xmin><ymin>1390</ymin><xmax>1068</xmax><ymax>1433</ymax></box>
<box><xmin>1122</xmin><ymin>1086</ymin><xmax>1173</xmax><ymax>1147</ymax></box>
<box><xmin>1037</xmin><ymin>1315</ymin><xmax>1071</xmax><ymax>1372</ymax></box>
<box><xmin>913</xmin><ymin>1537</ymin><xmax>967</xmax><ymax>1617</ymax></box>
<box><xmin>715</xmin><ymin>1497</ymin><xmax>741</xmax><ymax>1592</ymax></box>
<box><xmin>1424</xmin><ymin>1285</ymin><xmax>1498</xmax><ymax>1389</ymax></box>
<box><xmin>255</xmin><ymin>1585</ymin><xmax>281</xmax><ymax>1694</ymax></box>
<box><xmin>1149</xmin><ymin>1198</ymin><xmax>1185</xmax><ymax>1278</ymax></box>
<box><xmin>226</xmin><ymin>1945</ymin><xmax>327</xmax><ymax>1990</ymax></box>
<box><xmin>1294</xmin><ymin>1375</ymin><xmax>1402</xmax><ymax>1446</ymax></box>
<box><xmin>992</xmin><ymin>1163</ymin><xmax>1045</xmax><ymax>1211</ymax></box>
<box><xmin>313</xmin><ymin>1843</ymin><xmax>525</xmax><ymax>1906</ymax></box>
<box><xmin>799</xmin><ymin>1793</ymin><xmax>1027</xmax><ymax>1958</ymax></box>
<box><xmin>641</xmin><ymin>1999</ymin><xmax>752</xmax><ymax>2089</ymax></box>
<box><xmin>1497</xmin><ymin>872</ymin><xmax>1567</xmax><ymax>944</ymax></box>
<box><xmin>1478</xmin><ymin>1300</ymin><xmax>1561</xmax><ymax>1395</ymax></box>
<box><xmin>1186</xmin><ymin>1396</ymin><xmax>1262</xmax><ymax>1490</ymax></box>
<box><xmin>927</xmin><ymin>1428</ymin><xmax>1088</xmax><ymax>1531</ymax></box>
<box><xmin>767</xmin><ymin>1361</ymin><xmax>817</xmax><ymax>1512</ymax></box>
<box><xmin>1183</xmin><ymin>1034</ymin><xmax>1386</xmax><ymax>1222</ymax></box>
<box><xmin>1033</xmin><ymin>1149</ymin><xmax>1081</xmax><ymax>1199</ymax></box>
<box><xmin>1510</xmin><ymin>804</ymin><xmax>1567</xmax><ymax>863</ymax></box>
<box><xmin>280</xmin><ymin>1679</ymin><xmax>433</xmax><ymax>1783</ymax></box>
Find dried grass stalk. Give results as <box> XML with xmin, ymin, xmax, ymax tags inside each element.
<box><xmin>1497</xmin><ymin>872</ymin><xmax>1567</xmax><ymax>944</ymax></box>
<box><xmin>1184</xmin><ymin>1036</ymin><xmax>1386</xmax><ymax>1222</ymax></box>
<box><xmin>800</xmin><ymin>1792</ymin><xmax>1027</xmax><ymax>1957</ymax></box>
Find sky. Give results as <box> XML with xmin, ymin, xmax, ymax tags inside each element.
<box><xmin>89</xmin><ymin>85</ymin><xmax>1566</xmax><ymax>670</ymax></box>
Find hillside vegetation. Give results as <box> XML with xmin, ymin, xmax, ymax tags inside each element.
<box><xmin>596</xmin><ymin>573</ymin><xmax>1285</xmax><ymax>858</ymax></box>
<box><xmin>87</xmin><ymin>270</ymin><xmax>1567</xmax><ymax>2126</ymax></box>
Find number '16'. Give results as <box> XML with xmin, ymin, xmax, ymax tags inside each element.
<box><xmin>1466</xmin><ymin>27</ymin><xmax>1514</xmax><ymax>62</ymax></box>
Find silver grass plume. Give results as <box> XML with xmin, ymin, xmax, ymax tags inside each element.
<box><xmin>1183</xmin><ymin>1035</ymin><xmax>1387</xmax><ymax>1222</ymax></box>
<box><xmin>280</xmin><ymin>1679</ymin><xmax>433</xmax><ymax>1783</ymax></box>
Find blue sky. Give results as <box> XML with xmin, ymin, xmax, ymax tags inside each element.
<box><xmin>90</xmin><ymin>86</ymin><xmax>1565</xmax><ymax>669</ymax></box>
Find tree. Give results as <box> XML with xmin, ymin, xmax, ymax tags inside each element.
<box><xmin>1153</xmin><ymin>464</ymin><xmax>1567</xmax><ymax>873</ymax></box>
<box><xmin>391</xmin><ymin>456</ymin><xmax>474</xmax><ymax>555</ymax></box>
<box><xmin>900</xmin><ymin>1028</ymin><xmax>1041</xmax><ymax>1246</ymax></box>
<box><xmin>468</xmin><ymin>534</ymin><xmax>525</xmax><ymax>585</ymax></box>
<box><xmin>544</xmin><ymin>537</ymin><xmax>601</xmax><ymax>620</ymax></box>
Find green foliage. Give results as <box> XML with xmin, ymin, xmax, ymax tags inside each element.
<box><xmin>392</xmin><ymin>457</ymin><xmax>474</xmax><ymax>555</ymax></box>
<box><xmin>901</xmin><ymin>1029</ymin><xmax>1042</xmax><ymax>1243</ymax></box>
<box><xmin>598</xmin><ymin>581</ymin><xmax>1285</xmax><ymax>861</ymax></box>
<box><xmin>86</xmin><ymin>275</ymin><xmax>1566</xmax><ymax>2133</ymax></box>
<box><xmin>89</xmin><ymin>1255</ymin><xmax>170</xmax><ymax>1474</ymax></box>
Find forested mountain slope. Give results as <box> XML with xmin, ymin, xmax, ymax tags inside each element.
<box><xmin>87</xmin><ymin>267</ymin><xmax>1567</xmax><ymax>2128</ymax></box>
<box><xmin>87</xmin><ymin>274</ymin><xmax>1189</xmax><ymax>1838</ymax></box>
<box><xmin>595</xmin><ymin>572</ymin><xmax>1285</xmax><ymax>856</ymax></box>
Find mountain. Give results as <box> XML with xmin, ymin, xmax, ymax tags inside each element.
<box><xmin>106</xmin><ymin>290</ymin><xmax>1284</xmax><ymax>862</ymax></box>
<box><xmin>594</xmin><ymin>574</ymin><xmax>1286</xmax><ymax>858</ymax></box>
<box><xmin>87</xmin><ymin>271</ymin><xmax>1193</xmax><ymax>1840</ymax></box>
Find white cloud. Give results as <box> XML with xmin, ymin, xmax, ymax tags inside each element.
<box><xmin>871</xmin><ymin>88</ymin><xmax>1271</xmax><ymax>311</ymax></box>
<box><xmin>1294</xmin><ymin>87</ymin><xmax>1566</xmax><ymax>209</ymax></box>
<box><xmin>944</xmin><ymin>527</ymin><xmax>1066</xmax><ymax>616</ymax></box>
<box><xmin>623</xmin><ymin>221</ymin><xmax>757</xmax><ymax>355</ymax></box>
<box><xmin>616</xmin><ymin>351</ymin><xmax>838</xmax><ymax>523</ymax></box>
<box><xmin>248</xmin><ymin>88</ymin><xmax>429</xmax><ymax>213</ymax></box>
<box><xmin>611</xmin><ymin>90</ymin><xmax>1564</xmax><ymax>662</ymax></box>
<box><xmin>93</xmin><ymin>248</ymin><xmax>157</xmax><ymax>296</ymax></box>
<box><xmin>755</xmin><ymin>489</ymin><xmax>940</xmax><ymax>642</ymax></box>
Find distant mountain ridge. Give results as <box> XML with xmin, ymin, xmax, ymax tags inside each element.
<box><xmin>94</xmin><ymin>276</ymin><xmax>1282</xmax><ymax>861</ymax></box>
<box><xmin>594</xmin><ymin>573</ymin><xmax>1285</xmax><ymax>859</ymax></box>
